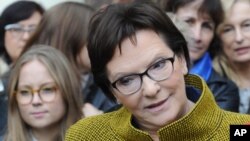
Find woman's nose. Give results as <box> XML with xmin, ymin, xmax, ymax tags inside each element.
<box><xmin>141</xmin><ymin>76</ymin><xmax>160</xmax><ymax>97</ymax></box>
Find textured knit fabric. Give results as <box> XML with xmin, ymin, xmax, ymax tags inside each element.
<box><xmin>65</xmin><ymin>74</ymin><xmax>250</xmax><ymax>141</ymax></box>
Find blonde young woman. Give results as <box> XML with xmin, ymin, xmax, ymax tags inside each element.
<box><xmin>214</xmin><ymin>0</ymin><xmax>250</xmax><ymax>113</ymax></box>
<box><xmin>4</xmin><ymin>46</ymin><xmax>83</xmax><ymax>141</ymax></box>
<box><xmin>0</xmin><ymin>1</ymin><xmax>44</xmax><ymax>135</ymax></box>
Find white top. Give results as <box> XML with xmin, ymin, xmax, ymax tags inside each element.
<box><xmin>30</xmin><ymin>131</ymin><xmax>38</xmax><ymax>141</ymax></box>
<box><xmin>239</xmin><ymin>88</ymin><xmax>250</xmax><ymax>113</ymax></box>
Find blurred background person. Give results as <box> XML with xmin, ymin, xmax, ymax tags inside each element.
<box><xmin>0</xmin><ymin>0</ymin><xmax>44</xmax><ymax>75</ymax></box>
<box><xmin>3</xmin><ymin>46</ymin><xmax>83</xmax><ymax>141</ymax></box>
<box><xmin>165</xmin><ymin>0</ymin><xmax>239</xmax><ymax>112</ymax></box>
<box><xmin>0</xmin><ymin>0</ymin><xmax>44</xmax><ymax>136</ymax></box>
<box><xmin>85</xmin><ymin>0</ymin><xmax>145</xmax><ymax>10</ymax></box>
<box><xmin>22</xmin><ymin>2</ymin><xmax>116</xmax><ymax>116</ymax></box>
<box><xmin>214</xmin><ymin>0</ymin><xmax>250</xmax><ymax>114</ymax></box>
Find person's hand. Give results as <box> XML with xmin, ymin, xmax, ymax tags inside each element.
<box><xmin>82</xmin><ymin>103</ymin><xmax>103</xmax><ymax>117</ymax></box>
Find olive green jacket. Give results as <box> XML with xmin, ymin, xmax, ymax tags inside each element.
<box><xmin>66</xmin><ymin>74</ymin><xmax>250</xmax><ymax>141</ymax></box>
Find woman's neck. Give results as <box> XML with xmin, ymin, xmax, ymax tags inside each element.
<box><xmin>31</xmin><ymin>124</ymin><xmax>60</xmax><ymax>141</ymax></box>
<box><xmin>136</xmin><ymin>100</ymin><xmax>194</xmax><ymax>141</ymax></box>
<box><xmin>149</xmin><ymin>132</ymin><xmax>159</xmax><ymax>141</ymax></box>
<box><xmin>230</xmin><ymin>61</ymin><xmax>250</xmax><ymax>88</ymax></box>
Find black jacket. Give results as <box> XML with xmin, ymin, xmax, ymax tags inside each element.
<box><xmin>83</xmin><ymin>74</ymin><xmax>116</xmax><ymax>111</ymax></box>
<box><xmin>0</xmin><ymin>71</ymin><xmax>9</xmax><ymax>136</ymax></box>
<box><xmin>207</xmin><ymin>69</ymin><xmax>239</xmax><ymax>112</ymax></box>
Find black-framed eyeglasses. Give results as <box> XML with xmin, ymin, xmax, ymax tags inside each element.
<box><xmin>15</xmin><ymin>84</ymin><xmax>58</xmax><ymax>105</ymax></box>
<box><xmin>111</xmin><ymin>54</ymin><xmax>175</xmax><ymax>95</ymax></box>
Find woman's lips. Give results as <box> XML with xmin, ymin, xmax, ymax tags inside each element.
<box><xmin>145</xmin><ymin>98</ymin><xmax>168</xmax><ymax>113</ymax></box>
<box><xmin>188</xmin><ymin>46</ymin><xmax>203</xmax><ymax>53</ymax></box>
<box><xmin>234</xmin><ymin>47</ymin><xmax>250</xmax><ymax>55</ymax></box>
<box><xmin>31</xmin><ymin>111</ymin><xmax>47</xmax><ymax>118</ymax></box>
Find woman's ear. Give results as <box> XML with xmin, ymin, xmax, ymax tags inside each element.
<box><xmin>111</xmin><ymin>88</ymin><xmax>121</xmax><ymax>104</ymax></box>
<box><xmin>179</xmin><ymin>56</ymin><xmax>188</xmax><ymax>75</ymax></box>
<box><xmin>113</xmin><ymin>93</ymin><xmax>121</xmax><ymax>104</ymax></box>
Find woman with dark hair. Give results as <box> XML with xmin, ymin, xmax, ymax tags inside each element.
<box><xmin>0</xmin><ymin>0</ymin><xmax>44</xmax><ymax>75</ymax></box>
<box><xmin>66</xmin><ymin>2</ymin><xmax>250</xmax><ymax>140</ymax></box>
<box><xmin>0</xmin><ymin>0</ymin><xmax>44</xmax><ymax>136</ymax></box>
<box><xmin>165</xmin><ymin>0</ymin><xmax>239</xmax><ymax>112</ymax></box>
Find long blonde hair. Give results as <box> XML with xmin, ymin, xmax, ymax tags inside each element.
<box><xmin>4</xmin><ymin>45</ymin><xmax>83</xmax><ymax>141</ymax></box>
<box><xmin>213</xmin><ymin>0</ymin><xmax>250</xmax><ymax>87</ymax></box>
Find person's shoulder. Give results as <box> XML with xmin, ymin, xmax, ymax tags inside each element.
<box><xmin>208</xmin><ymin>69</ymin><xmax>230</xmax><ymax>83</ymax></box>
<box><xmin>66</xmin><ymin>112</ymin><xmax>112</xmax><ymax>133</ymax></box>
<box><xmin>210</xmin><ymin>111</ymin><xmax>250</xmax><ymax>140</ymax></box>
<box><xmin>207</xmin><ymin>68</ymin><xmax>238</xmax><ymax>94</ymax></box>
<box><xmin>0</xmin><ymin>57</ymin><xmax>9</xmax><ymax>77</ymax></box>
<box><xmin>65</xmin><ymin>110</ymin><xmax>121</xmax><ymax>141</ymax></box>
<box><xmin>208</xmin><ymin>69</ymin><xmax>237</xmax><ymax>87</ymax></box>
<box><xmin>222</xmin><ymin>111</ymin><xmax>250</xmax><ymax>124</ymax></box>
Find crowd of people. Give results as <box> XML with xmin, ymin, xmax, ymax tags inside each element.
<box><xmin>0</xmin><ymin>0</ymin><xmax>250</xmax><ymax>141</ymax></box>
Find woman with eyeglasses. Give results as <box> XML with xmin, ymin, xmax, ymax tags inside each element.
<box><xmin>22</xmin><ymin>2</ymin><xmax>116</xmax><ymax>117</ymax></box>
<box><xmin>3</xmin><ymin>45</ymin><xmax>83</xmax><ymax>141</ymax></box>
<box><xmin>214</xmin><ymin>0</ymin><xmax>250</xmax><ymax>114</ymax></box>
<box><xmin>66</xmin><ymin>2</ymin><xmax>250</xmax><ymax>141</ymax></box>
<box><xmin>0</xmin><ymin>1</ymin><xmax>44</xmax><ymax>75</ymax></box>
<box><xmin>0</xmin><ymin>1</ymin><xmax>44</xmax><ymax>136</ymax></box>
